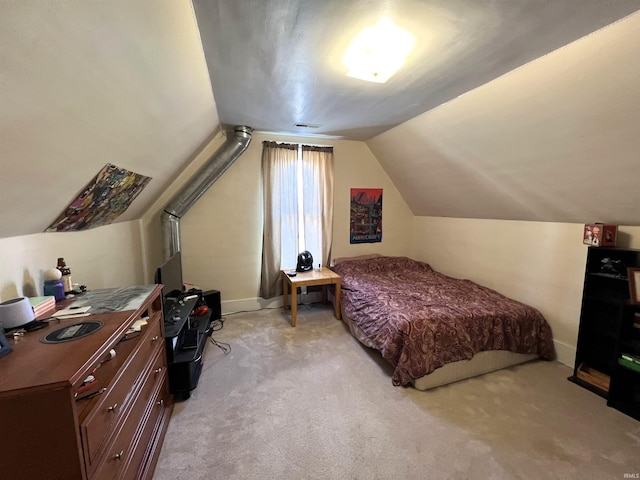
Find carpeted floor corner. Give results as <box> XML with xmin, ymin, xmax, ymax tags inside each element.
<box><xmin>153</xmin><ymin>304</ymin><xmax>640</xmax><ymax>480</ymax></box>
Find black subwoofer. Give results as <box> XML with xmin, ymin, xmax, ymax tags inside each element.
<box><xmin>203</xmin><ymin>289</ymin><xmax>221</xmax><ymax>320</ymax></box>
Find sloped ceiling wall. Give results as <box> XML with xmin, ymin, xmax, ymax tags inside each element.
<box><xmin>0</xmin><ymin>1</ymin><xmax>219</xmax><ymax>239</ymax></box>
<box><xmin>367</xmin><ymin>12</ymin><xmax>640</xmax><ymax>226</ymax></box>
<box><xmin>1</xmin><ymin>2</ymin><xmax>639</xmax><ymax>241</ymax></box>
<box><xmin>194</xmin><ymin>0</ymin><xmax>640</xmax><ymax>141</ymax></box>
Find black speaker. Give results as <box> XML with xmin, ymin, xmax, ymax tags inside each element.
<box><xmin>203</xmin><ymin>290</ymin><xmax>221</xmax><ymax>320</ymax></box>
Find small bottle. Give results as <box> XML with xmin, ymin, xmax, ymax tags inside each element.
<box><xmin>43</xmin><ymin>268</ymin><xmax>65</xmax><ymax>302</ymax></box>
<box><xmin>57</xmin><ymin>257</ymin><xmax>73</xmax><ymax>294</ymax></box>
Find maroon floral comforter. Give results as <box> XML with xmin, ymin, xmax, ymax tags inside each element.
<box><xmin>332</xmin><ymin>256</ymin><xmax>555</xmax><ymax>386</ymax></box>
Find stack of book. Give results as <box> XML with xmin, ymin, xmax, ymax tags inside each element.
<box><xmin>576</xmin><ymin>363</ymin><xmax>610</xmax><ymax>392</ymax></box>
<box><xmin>51</xmin><ymin>305</ymin><xmax>91</xmax><ymax>320</ymax></box>
<box><xmin>28</xmin><ymin>296</ymin><xmax>56</xmax><ymax>318</ymax></box>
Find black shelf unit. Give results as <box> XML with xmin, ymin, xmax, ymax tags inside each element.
<box><xmin>164</xmin><ymin>294</ymin><xmax>216</xmax><ymax>400</ymax></box>
<box><xmin>569</xmin><ymin>246</ymin><xmax>640</xmax><ymax>420</ymax></box>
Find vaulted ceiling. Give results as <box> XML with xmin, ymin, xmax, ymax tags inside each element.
<box><xmin>194</xmin><ymin>0</ymin><xmax>640</xmax><ymax>141</ymax></box>
<box><xmin>367</xmin><ymin>11</ymin><xmax>640</xmax><ymax>225</ymax></box>
<box><xmin>1</xmin><ymin>1</ymin><xmax>639</xmax><ymax>239</ymax></box>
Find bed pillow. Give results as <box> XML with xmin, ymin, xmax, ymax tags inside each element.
<box><xmin>333</xmin><ymin>254</ymin><xmax>382</xmax><ymax>265</ymax></box>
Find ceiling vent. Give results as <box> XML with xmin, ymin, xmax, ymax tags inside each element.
<box><xmin>294</xmin><ymin>123</ymin><xmax>322</xmax><ymax>129</ymax></box>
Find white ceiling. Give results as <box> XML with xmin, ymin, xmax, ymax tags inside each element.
<box><xmin>1</xmin><ymin>1</ymin><xmax>640</xmax><ymax>240</ymax></box>
<box><xmin>195</xmin><ymin>0</ymin><xmax>640</xmax><ymax>226</ymax></box>
<box><xmin>193</xmin><ymin>0</ymin><xmax>640</xmax><ymax>140</ymax></box>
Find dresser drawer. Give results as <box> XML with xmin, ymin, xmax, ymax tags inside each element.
<box><xmin>123</xmin><ymin>378</ymin><xmax>171</xmax><ymax>480</ymax></box>
<box><xmin>81</xmin><ymin>316</ymin><xmax>164</xmax><ymax>466</ymax></box>
<box><xmin>91</xmin><ymin>349</ymin><xmax>168</xmax><ymax>480</ymax></box>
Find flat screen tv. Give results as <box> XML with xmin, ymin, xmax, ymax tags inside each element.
<box><xmin>155</xmin><ymin>251</ymin><xmax>184</xmax><ymax>302</ymax></box>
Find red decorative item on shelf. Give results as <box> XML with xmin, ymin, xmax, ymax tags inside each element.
<box><xmin>583</xmin><ymin>223</ymin><xmax>617</xmax><ymax>247</ymax></box>
<box><xmin>193</xmin><ymin>305</ymin><xmax>209</xmax><ymax>316</ymax></box>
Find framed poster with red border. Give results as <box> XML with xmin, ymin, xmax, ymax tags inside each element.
<box><xmin>350</xmin><ymin>188</ymin><xmax>382</xmax><ymax>244</ymax></box>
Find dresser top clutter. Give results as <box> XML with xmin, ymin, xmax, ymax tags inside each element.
<box><xmin>0</xmin><ymin>284</ymin><xmax>159</xmax><ymax>394</ymax></box>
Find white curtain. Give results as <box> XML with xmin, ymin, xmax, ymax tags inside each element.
<box><xmin>301</xmin><ymin>145</ymin><xmax>334</xmax><ymax>270</ymax></box>
<box><xmin>260</xmin><ymin>142</ymin><xmax>334</xmax><ymax>299</ymax></box>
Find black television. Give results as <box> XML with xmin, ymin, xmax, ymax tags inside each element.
<box><xmin>155</xmin><ymin>251</ymin><xmax>184</xmax><ymax>304</ymax></box>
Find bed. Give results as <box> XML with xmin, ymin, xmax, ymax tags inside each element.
<box><xmin>331</xmin><ymin>255</ymin><xmax>555</xmax><ymax>390</ymax></box>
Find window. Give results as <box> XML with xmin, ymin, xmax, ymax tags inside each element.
<box><xmin>260</xmin><ymin>141</ymin><xmax>334</xmax><ymax>298</ymax></box>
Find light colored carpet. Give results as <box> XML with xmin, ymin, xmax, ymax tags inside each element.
<box><xmin>153</xmin><ymin>304</ymin><xmax>640</xmax><ymax>480</ymax></box>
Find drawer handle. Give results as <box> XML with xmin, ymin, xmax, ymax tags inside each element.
<box><xmin>107</xmin><ymin>403</ymin><xmax>119</xmax><ymax>412</ymax></box>
<box><xmin>154</xmin><ymin>367</ymin><xmax>163</xmax><ymax>375</ymax></box>
<box><xmin>152</xmin><ymin>335</ymin><xmax>159</xmax><ymax>342</ymax></box>
<box><xmin>156</xmin><ymin>399</ymin><xmax>164</xmax><ymax>407</ymax></box>
<box><xmin>113</xmin><ymin>450</ymin><xmax>124</xmax><ymax>460</ymax></box>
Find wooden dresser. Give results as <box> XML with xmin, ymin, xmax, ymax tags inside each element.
<box><xmin>0</xmin><ymin>284</ymin><xmax>173</xmax><ymax>480</ymax></box>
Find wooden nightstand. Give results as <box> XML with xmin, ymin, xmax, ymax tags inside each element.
<box><xmin>281</xmin><ymin>267</ymin><xmax>341</xmax><ymax>327</ymax></box>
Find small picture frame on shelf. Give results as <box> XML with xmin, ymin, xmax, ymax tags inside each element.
<box><xmin>628</xmin><ymin>268</ymin><xmax>640</xmax><ymax>304</ymax></box>
<box><xmin>583</xmin><ymin>223</ymin><xmax>618</xmax><ymax>246</ymax></box>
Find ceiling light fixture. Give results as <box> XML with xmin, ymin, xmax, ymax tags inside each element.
<box><xmin>342</xmin><ymin>17</ymin><xmax>415</xmax><ymax>84</ymax></box>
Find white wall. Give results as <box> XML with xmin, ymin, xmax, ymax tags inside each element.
<box><xmin>0</xmin><ymin>1</ymin><xmax>220</xmax><ymax>239</ymax></box>
<box><xmin>0</xmin><ymin>221</ymin><xmax>145</xmax><ymax>302</ymax></box>
<box><xmin>140</xmin><ymin>131</ymin><xmax>227</xmax><ymax>285</ymax></box>
<box><xmin>177</xmin><ymin>132</ymin><xmax>413</xmax><ymax>312</ymax></box>
<box><xmin>411</xmin><ymin>217</ymin><xmax>640</xmax><ymax>366</ymax></box>
<box><xmin>331</xmin><ymin>140</ymin><xmax>414</xmax><ymax>262</ymax></box>
<box><xmin>2</xmin><ymin>128</ymin><xmax>638</xmax><ymax>366</ymax></box>
<box><xmin>2</xmin><ymin>128</ymin><xmax>410</xmax><ymax>314</ymax></box>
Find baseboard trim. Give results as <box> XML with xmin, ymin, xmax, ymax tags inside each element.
<box><xmin>221</xmin><ymin>297</ymin><xmax>280</xmax><ymax>315</ymax></box>
<box><xmin>222</xmin><ymin>293</ymin><xmax>323</xmax><ymax>315</ymax></box>
<box><xmin>553</xmin><ymin>339</ymin><xmax>575</xmax><ymax>368</ymax></box>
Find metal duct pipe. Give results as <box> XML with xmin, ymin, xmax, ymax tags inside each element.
<box><xmin>161</xmin><ymin>125</ymin><xmax>253</xmax><ymax>259</ymax></box>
